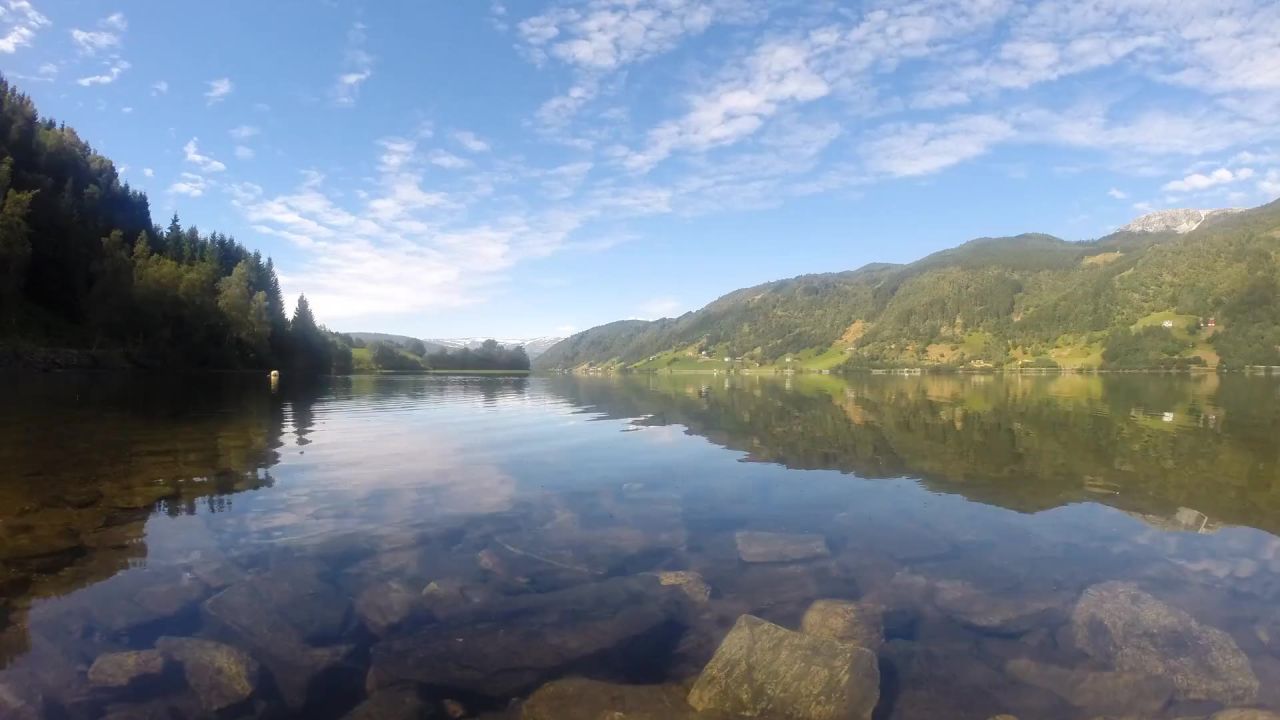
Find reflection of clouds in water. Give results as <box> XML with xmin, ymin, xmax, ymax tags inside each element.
<box><xmin>633</xmin><ymin>424</ymin><xmax>687</xmax><ymax>445</ymax></box>
<box><xmin>268</xmin><ymin>399</ymin><xmax>518</xmax><ymax>522</ymax></box>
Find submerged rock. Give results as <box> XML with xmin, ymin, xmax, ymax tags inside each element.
<box><xmin>214</xmin><ymin>566</ymin><xmax>352</xmax><ymax>643</ymax></box>
<box><xmin>1004</xmin><ymin>658</ymin><xmax>1173</xmax><ymax>715</ymax></box>
<box><xmin>420</xmin><ymin>577</ymin><xmax>495</xmax><ymax>620</ymax></box>
<box><xmin>202</xmin><ymin>572</ymin><xmax>355</xmax><ymax>709</ymax></box>
<box><xmin>687</xmin><ymin>614</ymin><xmax>879</xmax><ymax>720</ymax></box>
<box><xmin>1071</xmin><ymin>581</ymin><xmax>1258</xmax><ymax>704</ymax></box>
<box><xmin>735</xmin><ymin>531</ymin><xmax>829</xmax><ymax>563</ymax></box>
<box><xmin>155</xmin><ymin>636</ymin><xmax>260</xmax><ymax>712</ymax></box>
<box><xmin>657</xmin><ymin>571</ymin><xmax>712</xmax><ymax>604</ymax></box>
<box><xmin>87</xmin><ymin>649</ymin><xmax>168</xmax><ymax>689</ymax></box>
<box><xmin>521</xmin><ymin>677</ymin><xmax>703</xmax><ymax>720</ymax></box>
<box><xmin>341</xmin><ymin>686</ymin><xmax>436</xmax><ymax>720</ymax></box>
<box><xmin>933</xmin><ymin>580</ymin><xmax>1064</xmax><ymax>634</ymax></box>
<box><xmin>368</xmin><ymin>576</ymin><xmax>678</xmax><ymax>697</ymax></box>
<box><xmin>355</xmin><ymin>580</ymin><xmax>422</xmax><ymax>636</ymax></box>
<box><xmin>800</xmin><ymin>599</ymin><xmax>883</xmax><ymax>649</ymax></box>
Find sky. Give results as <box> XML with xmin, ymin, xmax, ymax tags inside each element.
<box><xmin>1</xmin><ymin>0</ymin><xmax>1279</xmax><ymax>339</ymax></box>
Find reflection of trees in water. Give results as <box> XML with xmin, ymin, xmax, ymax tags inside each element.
<box><xmin>548</xmin><ymin>373</ymin><xmax>1280</xmax><ymax>534</ymax></box>
<box><xmin>0</xmin><ymin>373</ymin><xmax>294</xmax><ymax>667</ymax></box>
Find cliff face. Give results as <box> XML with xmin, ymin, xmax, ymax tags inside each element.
<box><xmin>1120</xmin><ymin>208</ymin><xmax>1241</xmax><ymax>234</ymax></box>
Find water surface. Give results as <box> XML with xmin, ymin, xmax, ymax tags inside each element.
<box><xmin>2</xmin><ymin>372</ymin><xmax>1280</xmax><ymax>718</ymax></box>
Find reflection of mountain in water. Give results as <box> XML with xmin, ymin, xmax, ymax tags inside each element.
<box><xmin>547</xmin><ymin>373</ymin><xmax>1280</xmax><ymax>535</ymax></box>
<box><xmin>0</xmin><ymin>374</ymin><xmax>298</xmax><ymax>666</ymax></box>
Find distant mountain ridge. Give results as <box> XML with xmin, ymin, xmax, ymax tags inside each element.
<box><xmin>1119</xmin><ymin>208</ymin><xmax>1242</xmax><ymax>234</ymax></box>
<box><xmin>346</xmin><ymin>333</ymin><xmax>563</xmax><ymax>359</ymax></box>
<box><xmin>536</xmin><ymin>201</ymin><xmax>1280</xmax><ymax>372</ymax></box>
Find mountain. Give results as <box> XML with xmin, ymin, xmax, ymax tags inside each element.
<box><xmin>347</xmin><ymin>333</ymin><xmax>563</xmax><ymax>359</ymax></box>
<box><xmin>1119</xmin><ymin>208</ymin><xmax>1241</xmax><ymax>234</ymax></box>
<box><xmin>536</xmin><ymin>200</ymin><xmax>1280</xmax><ymax>372</ymax></box>
<box><xmin>425</xmin><ymin>336</ymin><xmax>564</xmax><ymax>359</ymax></box>
<box><xmin>346</xmin><ymin>332</ymin><xmax>446</xmax><ymax>354</ymax></box>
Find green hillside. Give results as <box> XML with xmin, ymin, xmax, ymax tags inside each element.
<box><xmin>536</xmin><ymin>201</ymin><xmax>1280</xmax><ymax>372</ymax></box>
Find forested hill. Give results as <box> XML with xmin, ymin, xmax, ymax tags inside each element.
<box><xmin>536</xmin><ymin>200</ymin><xmax>1280</xmax><ymax>372</ymax></box>
<box><xmin>0</xmin><ymin>77</ymin><xmax>349</xmax><ymax>373</ymax></box>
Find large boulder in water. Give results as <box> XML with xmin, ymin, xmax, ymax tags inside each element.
<box><xmin>201</xmin><ymin>570</ymin><xmax>356</xmax><ymax>710</ymax></box>
<box><xmin>1004</xmin><ymin>658</ymin><xmax>1173</xmax><ymax>716</ymax></box>
<box><xmin>1070</xmin><ymin>581</ymin><xmax>1258</xmax><ymax>704</ymax></box>
<box><xmin>155</xmin><ymin>636</ymin><xmax>260</xmax><ymax>712</ymax></box>
<box><xmin>933</xmin><ymin>580</ymin><xmax>1065</xmax><ymax>635</ymax></box>
<box><xmin>687</xmin><ymin>614</ymin><xmax>880</xmax><ymax>720</ymax></box>
<box><xmin>367</xmin><ymin>576</ymin><xmax>682</xmax><ymax>697</ymax></box>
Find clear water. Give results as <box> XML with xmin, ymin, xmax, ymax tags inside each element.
<box><xmin>2</xmin><ymin>372</ymin><xmax>1280</xmax><ymax>719</ymax></box>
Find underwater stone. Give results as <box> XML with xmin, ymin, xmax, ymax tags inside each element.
<box><xmin>341</xmin><ymin>685</ymin><xmax>436</xmax><ymax>720</ymax></box>
<box><xmin>687</xmin><ymin>614</ymin><xmax>879</xmax><ymax>720</ymax></box>
<box><xmin>155</xmin><ymin>636</ymin><xmax>260</xmax><ymax>712</ymax></box>
<box><xmin>522</xmin><ymin>677</ymin><xmax>703</xmax><ymax>720</ymax></box>
<box><xmin>1004</xmin><ymin>658</ymin><xmax>1173</xmax><ymax>715</ymax></box>
<box><xmin>87</xmin><ymin>649</ymin><xmax>167</xmax><ymax>689</ymax></box>
<box><xmin>1071</xmin><ymin>581</ymin><xmax>1258</xmax><ymax>705</ymax></box>
<box><xmin>735</xmin><ymin>531</ymin><xmax>829</xmax><ymax>563</ymax></box>
<box><xmin>800</xmin><ymin>599</ymin><xmax>884</xmax><ymax>649</ymax></box>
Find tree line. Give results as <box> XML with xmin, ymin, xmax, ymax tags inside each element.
<box><xmin>355</xmin><ymin>337</ymin><xmax>530</xmax><ymax>371</ymax></box>
<box><xmin>0</xmin><ymin>77</ymin><xmax>348</xmax><ymax>373</ymax></box>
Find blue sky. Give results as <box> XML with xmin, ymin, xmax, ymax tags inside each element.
<box><xmin>1</xmin><ymin>0</ymin><xmax>1279</xmax><ymax>338</ymax></box>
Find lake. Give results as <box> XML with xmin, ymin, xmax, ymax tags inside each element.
<box><xmin>2</xmin><ymin>371</ymin><xmax>1280</xmax><ymax>719</ymax></box>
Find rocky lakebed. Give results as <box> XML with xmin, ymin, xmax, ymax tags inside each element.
<box><xmin>6</xmin><ymin>509</ymin><xmax>1280</xmax><ymax>720</ymax></box>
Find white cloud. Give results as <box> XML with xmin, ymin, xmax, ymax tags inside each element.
<box><xmin>234</xmin><ymin>145</ymin><xmax>255</xmax><ymax>160</ymax></box>
<box><xmin>377</xmin><ymin>137</ymin><xmax>417</xmax><ymax>173</ymax></box>
<box><xmin>862</xmin><ymin>115</ymin><xmax>1014</xmax><ymax>177</ymax></box>
<box><xmin>1162</xmin><ymin>167</ymin><xmax>1255</xmax><ymax>193</ymax></box>
<box><xmin>517</xmin><ymin>0</ymin><xmax>762</xmax><ymax>71</ymax></box>
<box><xmin>70</xmin><ymin>28</ymin><xmax>120</xmax><ymax>53</ymax></box>
<box><xmin>0</xmin><ymin>0</ymin><xmax>50</xmax><ymax>54</ymax></box>
<box><xmin>205</xmin><ymin>77</ymin><xmax>233</xmax><ymax>104</ymax></box>
<box><xmin>429</xmin><ymin>150</ymin><xmax>470</xmax><ymax>169</ymax></box>
<box><xmin>332</xmin><ymin>22</ymin><xmax>373</xmax><ymax>106</ymax></box>
<box><xmin>70</xmin><ymin>11</ymin><xmax>127</xmax><ymax>54</ymax></box>
<box><xmin>1259</xmin><ymin>170</ymin><xmax>1280</xmax><ymax>197</ymax></box>
<box><xmin>183</xmin><ymin>138</ymin><xmax>227</xmax><ymax>173</ymax></box>
<box><xmin>231</xmin><ymin>133</ymin><xmax>601</xmax><ymax>321</ymax></box>
<box><xmin>535</xmin><ymin>83</ymin><xmax>597</xmax><ymax>128</ymax></box>
<box><xmin>229</xmin><ymin>125</ymin><xmax>259</xmax><ymax>140</ymax></box>
<box><xmin>168</xmin><ymin>172</ymin><xmax>208</xmax><ymax>197</ymax></box>
<box><xmin>453</xmin><ymin>131</ymin><xmax>491</xmax><ymax>153</ymax></box>
<box><xmin>1107</xmin><ymin>188</ymin><xmax>1128</xmax><ymax>200</ymax></box>
<box><xmin>142</xmin><ymin>168</ymin><xmax>154</xmax><ymax>178</ymax></box>
<box><xmin>625</xmin><ymin>40</ymin><xmax>829</xmax><ymax>171</ymax></box>
<box><xmin>75</xmin><ymin>59</ymin><xmax>130</xmax><ymax>86</ymax></box>
<box><xmin>151</xmin><ymin>80</ymin><xmax>168</xmax><ymax>95</ymax></box>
